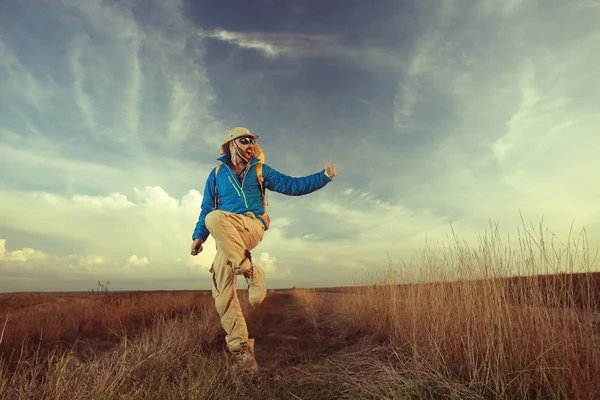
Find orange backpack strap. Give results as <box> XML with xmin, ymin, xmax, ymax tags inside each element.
<box><xmin>256</xmin><ymin>163</ymin><xmax>266</xmax><ymax>206</ymax></box>
<box><xmin>255</xmin><ymin>163</ymin><xmax>270</xmax><ymax>229</ymax></box>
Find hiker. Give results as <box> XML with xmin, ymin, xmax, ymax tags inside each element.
<box><xmin>190</xmin><ymin>127</ymin><xmax>337</xmax><ymax>373</ymax></box>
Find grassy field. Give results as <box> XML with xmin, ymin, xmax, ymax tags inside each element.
<box><xmin>0</xmin><ymin>224</ymin><xmax>598</xmax><ymax>399</ymax></box>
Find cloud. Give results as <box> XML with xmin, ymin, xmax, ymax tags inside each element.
<box><xmin>0</xmin><ymin>180</ymin><xmax>456</xmax><ymax>290</ymax></box>
<box><xmin>69</xmin><ymin>36</ymin><xmax>97</xmax><ymax>132</ymax></box>
<box><xmin>0</xmin><ymin>38</ymin><xmax>53</xmax><ymax>113</ymax></box>
<box><xmin>268</xmin><ymin>187</ymin><xmax>453</xmax><ymax>253</ymax></box>
<box><xmin>127</xmin><ymin>255</ymin><xmax>150</xmax><ymax>267</ymax></box>
<box><xmin>202</xmin><ymin>29</ymin><xmax>282</xmax><ymax>58</ymax></box>
<box><xmin>200</xmin><ymin>28</ymin><xmax>400</xmax><ymax>69</ymax></box>
<box><xmin>259</xmin><ymin>252</ymin><xmax>276</xmax><ymax>273</ymax></box>
<box><xmin>72</xmin><ymin>192</ymin><xmax>134</xmax><ymax>209</ymax></box>
<box><xmin>0</xmin><ymin>0</ymin><xmax>224</xmax><ymax>196</ymax></box>
<box><xmin>0</xmin><ymin>184</ymin><xmax>281</xmax><ymax>290</ymax></box>
<box><xmin>0</xmin><ymin>186</ymin><xmax>210</xmax><ymax>273</ymax></box>
<box><xmin>0</xmin><ymin>184</ymin><xmax>216</xmax><ymax>291</ymax></box>
<box><xmin>388</xmin><ymin>0</ymin><xmax>600</xmax><ymax>238</ymax></box>
<box><xmin>0</xmin><ymin>238</ymin><xmax>111</xmax><ymax>290</ymax></box>
<box><xmin>64</xmin><ymin>253</ymin><xmax>106</xmax><ymax>271</ymax></box>
<box><xmin>0</xmin><ymin>239</ymin><xmax>47</xmax><ymax>263</ymax></box>
<box><xmin>0</xmin><ymin>171</ymin><xmax>597</xmax><ymax>292</ymax></box>
<box><xmin>1</xmin><ymin>0</ymin><xmax>598</xmax><ymax>292</ymax></box>
<box><xmin>0</xmin><ymin>0</ymin><xmax>239</xmax><ymax>292</ymax></box>
<box><xmin>201</xmin><ymin>29</ymin><xmax>338</xmax><ymax>58</ymax></box>
<box><xmin>578</xmin><ymin>1</ymin><xmax>600</xmax><ymax>9</ymax></box>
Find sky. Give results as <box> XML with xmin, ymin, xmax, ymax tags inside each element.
<box><xmin>1</xmin><ymin>0</ymin><xmax>599</xmax><ymax>292</ymax></box>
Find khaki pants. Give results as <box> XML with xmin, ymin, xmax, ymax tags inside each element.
<box><xmin>205</xmin><ymin>210</ymin><xmax>265</xmax><ymax>352</ymax></box>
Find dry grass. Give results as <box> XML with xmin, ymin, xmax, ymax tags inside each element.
<box><xmin>0</xmin><ymin>313</ymin><xmax>223</xmax><ymax>400</ymax></box>
<box><xmin>289</xmin><ymin>288</ymin><xmax>323</xmax><ymax>333</ymax></box>
<box><xmin>0</xmin><ymin>220</ymin><xmax>598</xmax><ymax>399</ymax></box>
<box><xmin>336</xmin><ymin>222</ymin><xmax>600</xmax><ymax>399</ymax></box>
<box><xmin>0</xmin><ymin>289</ymin><xmax>220</xmax><ymax>368</ymax></box>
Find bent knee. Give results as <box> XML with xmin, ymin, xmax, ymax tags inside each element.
<box><xmin>205</xmin><ymin>210</ymin><xmax>225</xmax><ymax>232</ymax></box>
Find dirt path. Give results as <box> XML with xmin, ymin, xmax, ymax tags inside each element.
<box><xmin>208</xmin><ymin>290</ymin><xmax>369</xmax><ymax>374</ymax></box>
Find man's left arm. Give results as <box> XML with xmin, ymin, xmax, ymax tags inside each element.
<box><xmin>263</xmin><ymin>162</ymin><xmax>334</xmax><ymax>196</ymax></box>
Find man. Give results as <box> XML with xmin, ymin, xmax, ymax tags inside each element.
<box><xmin>190</xmin><ymin>127</ymin><xmax>337</xmax><ymax>373</ymax></box>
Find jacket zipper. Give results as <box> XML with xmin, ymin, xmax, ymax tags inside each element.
<box><xmin>225</xmin><ymin>161</ymin><xmax>260</xmax><ymax>208</ymax></box>
<box><xmin>240</xmin><ymin>161</ymin><xmax>261</xmax><ymax>208</ymax></box>
<box><xmin>227</xmin><ymin>175</ymin><xmax>241</xmax><ymax>197</ymax></box>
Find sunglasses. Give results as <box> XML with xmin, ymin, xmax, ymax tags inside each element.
<box><xmin>237</xmin><ymin>137</ymin><xmax>256</xmax><ymax>145</ymax></box>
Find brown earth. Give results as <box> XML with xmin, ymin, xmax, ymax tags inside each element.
<box><xmin>0</xmin><ymin>273</ymin><xmax>598</xmax><ymax>399</ymax></box>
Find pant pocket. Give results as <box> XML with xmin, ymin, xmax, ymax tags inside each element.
<box><xmin>244</xmin><ymin>213</ymin><xmax>265</xmax><ymax>245</ymax></box>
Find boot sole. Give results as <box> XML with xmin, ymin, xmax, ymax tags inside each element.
<box><xmin>248</xmin><ymin>266</ymin><xmax>266</xmax><ymax>307</ymax></box>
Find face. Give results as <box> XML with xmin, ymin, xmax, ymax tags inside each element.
<box><xmin>233</xmin><ymin>136</ymin><xmax>256</xmax><ymax>159</ymax></box>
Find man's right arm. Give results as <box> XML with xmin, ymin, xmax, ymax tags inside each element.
<box><xmin>192</xmin><ymin>168</ymin><xmax>217</xmax><ymax>242</ymax></box>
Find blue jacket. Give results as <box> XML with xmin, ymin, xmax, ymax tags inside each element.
<box><xmin>192</xmin><ymin>154</ymin><xmax>333</xmax><ymax>241</ymax></box>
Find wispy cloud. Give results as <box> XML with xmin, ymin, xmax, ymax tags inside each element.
<box><xmin>389</xmin><ymin>0</ymin><xmax>600</xmax><ymax>236</ymax></box>
<box><xmin>201</xmin><ymin>29</ymin><xmax>339</xmax><ymax>58</ymax></box>
<box><xmin>0</xmin><ymin>0</ymin><xmax>224</xmax><ymax>191</ymax></box>
<box><xmin>203</xmin><ymin>29</ymin><xmax>281</xmax><ymax>57</ymax></box>
<box><xmin>200</xmin><ymin>27</ymin><xmax>401</xmax><ymax>69</ymax></box>
<box><xmin>1</xmin><ymin>0</ymin><xmax>598</xmax><ymax>292</ymax></box>
<box><xmin>69</xmin><ymin>36</ymin><xmax>96</xmax><ymax>133</ymax></box>
<box><xmin>0</xmin><ymin>0</ymin><xmax>232</xmax><ymax>291</ymax></box>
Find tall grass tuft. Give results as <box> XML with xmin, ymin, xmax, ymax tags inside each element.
<box><xmin>290</xmin><ymin>288</ymin><xmax>323</xmax><ymax>332</ymax></box>
<box><xmin>339</xmin><ymin>221</ymin><xmax>600</xmax><ymax>399</ymax></box>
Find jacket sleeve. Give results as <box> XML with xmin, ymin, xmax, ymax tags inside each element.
<box><xmin>262</xmin><ymin>164</ymin><xmax>332</xmax><ymax>196</ymax></box>
<box><xmin>192</xmin><ymin>168</ymin><xmax>217</xmax><ymax>241</ymax></box>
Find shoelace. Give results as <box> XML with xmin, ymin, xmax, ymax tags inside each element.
<box><xmin>233</xmin><ymin>343</ymin><xmax>248</xmax><ymax>363</ymax></box>
<box><xmin>245</xmin><ymin>266</ymin><xmax>256</xmax><ymax>287</ymax></box>
<box><xmin>233</xmin><ymin>249</ymin><xmax>253</xmax><ymax>275</ymax></box>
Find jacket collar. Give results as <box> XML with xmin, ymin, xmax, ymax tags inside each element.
<box><xmin>217</xmin><ymin>153</ymin><xmax>260</xmax><ymax>165</ymax></box>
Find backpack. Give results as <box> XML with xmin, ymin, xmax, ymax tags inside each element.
<box><xmin>213</xmin><ymin>144</ymin><xmax>271</xmax><ymax>229</ymax></box>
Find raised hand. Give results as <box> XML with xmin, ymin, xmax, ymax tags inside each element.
<box><xmin>325</xmin><ymin>159</ymin><xmax>337</xmax><ymax>178</ymax></box>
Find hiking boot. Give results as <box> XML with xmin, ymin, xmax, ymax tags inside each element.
<box><xmin>231</xmin><ymin>339</ymin><xmax>259</xmax><ymax>374</ymax></box>
<box><xmin>231</xmin><ymin>249</ymin><xmax>253</xmax><ymax>275</ymax></box>
<box><xmin>244</xmin><ymin>263</ymin><xmax>266</xmax><ymax>307</ymax></box>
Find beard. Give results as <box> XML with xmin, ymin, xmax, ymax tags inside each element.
<box><xmin>230</xmin><ymin>141</ymin><xmax>252</xmax><ymax>167</ymax></box>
